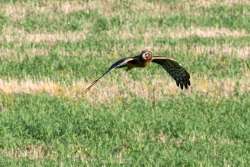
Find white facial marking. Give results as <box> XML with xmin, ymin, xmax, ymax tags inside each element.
<box><xmin>142</xmin><ymin>50</ymin><xmax>152</xmax><ymax>60</ymax></box>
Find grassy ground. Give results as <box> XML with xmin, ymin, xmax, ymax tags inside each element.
<box><xmin>0</xmin><ymin>0</ymin><xmax>250</xmax><ymax>166</ymax></box>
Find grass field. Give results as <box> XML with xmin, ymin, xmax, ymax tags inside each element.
<box><xmin>0</xmin><ymin>0</ymin><xmax>250</xmax><ymax>166</ymax></box>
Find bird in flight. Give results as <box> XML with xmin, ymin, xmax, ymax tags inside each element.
<box><xmin>85</xmin><ymin>49</ymin><xmax>191</xmax><ymax>92</ymax></box>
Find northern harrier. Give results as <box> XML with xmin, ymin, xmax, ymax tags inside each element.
<box><xmin>85</xmin><ymin>49</ymin><xmax>191</xmax><ymax>92</ymax></box>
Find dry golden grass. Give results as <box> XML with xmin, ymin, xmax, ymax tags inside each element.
<box><xmin>45</xmin><ymin>0</ymin><xmax>250</xmax><ymax>16</ymax></box>
<box><xmin>118</xmin><ymin>27</ymin><xmax>248</xmax><ymax>40</ymax></box>
<box><xmin>57</xmin><ymin>49</ymin><xmax>102</xmax><ymax>58</ymax></box>
<box><xmin>130</xmin><ymin>0</ymin><xmax>190</xmax><ymax>15</ymax></box>
<box><xmin>188</xmin><ymin>133</ymin><xmax>237</xmax><ymax>146</ymax></box>
<box><xmin>0</xmin><ymin>144</ymin><xmax>91</xmax><ymax>161</ymax></box>
<box><xmin>5</xmin><ymin>0</ymin><xmax>244</xmax><ymax>22</ymax></box>
<box><xmin>0</xmin><ymin>144</ymin><xmax>47</xmax><ymax>160</ymax></box>
<box><xmin>53</xmin><ymin>1</ymin><xmax>96</xmax><ymax>14</ymax></box>
<box><xmin>0</xmin><ymin>73</ymin><xmax>249</xmax><ymax>104</ymax></box>
<box><xmin>0</xmin><ymin>0</ymin><xmax>116</xmax><ymax>20</ymax></box>
<box><xmin>0</xmin><ymin>1</ymin><xmax>94</xmax><ymax>20</ymax></box>
<box><xmin>1</xmin><ymin>0</ymin><xmax>248</xmax><ymax>23</ymax></box>
<box><xmin>156</xmin><ymin>131</ymin><xmax>167</xmax><ymax>144</ymax></box>
<box><xmin>0</xmin><ymin>48</ymin><xmax>49</xmax><ymax>59</ymax></box>
<box><xmin>0</xmin><ymin>3</ymin><xmax>26</xmax><ymax>21</ymax></box>
<box><xmin>191</xmin><ymin>45</ymin><xmax>250</xmax><ymax>59</ymax></box>
<box><xmin>0</xmin><ymin>26</ymin><xmax>88</xmax><ymax>43</ymax></box>
<box><xmin>191</xmin><ymin>0</ymin><xmax>250</xmax><ymax>7</ymax></box>
<box><xmin>0</xmin><ymin>78</ymin><xmax>120</xmax><ymax>104</ymax></box>
<box><xmin>0</xmin><ymin>17</ymin><xmax>247</xmax><ymax>55</ymax></box>
<box><xmin>154</xmin><ymin>131</ymin><xmax>238</xmax><ymax>149</ymax></box>
<box><xmin>24</xmin><ymin>31</ymin><xmax>87</xmax><ymax>43</ymax></box>
<box><xmin>0</xmin><ymin>79</ymin><xmax>63</xmax><ymax>96</ymax></box>
<box><xmin>152</xmin><ymin>44</ymin><xmax>250</xmax><ymax>60</ymax></box>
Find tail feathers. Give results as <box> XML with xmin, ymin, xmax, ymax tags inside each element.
<box><xmin>84</xmin><ymin>69</ymin><xmax>111</xmax><ymax>93</ymax></box>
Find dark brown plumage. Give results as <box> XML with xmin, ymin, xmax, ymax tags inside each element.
<box><xmin>85</xmin><ymin>49</ymin><xmax>190</xmax><ymax>92</ymax></box>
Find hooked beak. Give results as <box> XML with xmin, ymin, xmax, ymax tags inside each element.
<box><xmin>145</xmin><ymin>56</ymin><xmax>152</xmax><ymax>61</ymax></box>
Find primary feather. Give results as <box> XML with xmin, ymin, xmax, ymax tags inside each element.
<box><xmin>152</xmin><ymin>56</ymin><xmax>190</xmax><ymax>89</ymax></box>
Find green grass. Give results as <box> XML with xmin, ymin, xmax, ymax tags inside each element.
<box><xmin>0</xmin><ymin>94</ymin><xmax>249</xmax><ymax>166</ymax></box>
<box><xmin>0</xmin><ymin>0</ymin><xmax>250</xmax><ymax>166</ymax></box>
<box><xmin>19</xmin><ymin>10</ymin><xmax>98</xmax><ymax>32</ymax></box>
<box><xmin>0</xmin><ymin>13</ymin><xmax>8</xmax><ymax>33</ymax></box>
<box><xmin>14</xmin><ymin>4</ymin><xmax>250</xmax><ymax>32</ymax></box>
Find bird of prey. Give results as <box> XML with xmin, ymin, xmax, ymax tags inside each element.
<box><xmin>85</xmin><ymin>49</ymin><xmax>191</xmax><ymax>92</ymax></box>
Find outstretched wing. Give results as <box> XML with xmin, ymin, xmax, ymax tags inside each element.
<box><xmin>84</xmin><ymin>57</ymin><xmax>135</xmax><ymax>93</ymax></box>
<box><xmin>152</xmin><ymin>56</ymin><xmax>191</xmax><ymax>89</ymax></box>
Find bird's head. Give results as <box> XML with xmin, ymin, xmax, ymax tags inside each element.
<box><xmin>141</xmin><ymin>49</ymin><xmax>152</xmax><ymax>61</ymax></box>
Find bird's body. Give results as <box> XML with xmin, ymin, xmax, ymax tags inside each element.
<box><xmin>85</xmin><ymin>49</ymin><xmax>191</xmax><ymax>92</ymax></box>
<box><xmin>124</xmin><ymin>55</ymin><xmax>151</xmax><ymax>70</ymax></box>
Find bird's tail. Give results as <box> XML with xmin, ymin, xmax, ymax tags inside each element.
<box><xmin>84</xmin><ymin>69</ymin><xmax>111</xmax><ymax>93</ymax></box>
